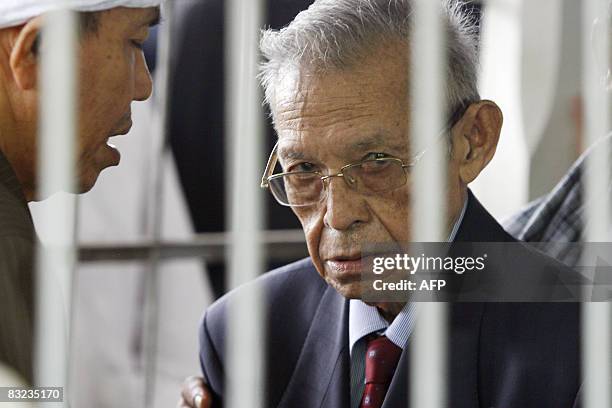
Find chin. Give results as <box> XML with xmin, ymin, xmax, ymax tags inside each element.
<box><xmin>77</xmin><ymin>171</ymin><xmax>102</xmax><ymax>194</ymax></box>
<box><xmin>77</xmin><ymin>184</ymin><xmax>95</xmax><ymax>194</ymax></box>
<box><xmin>327</xmin><ymin>279</ymin><xmax>367</xmax><ymax>300</ymax></box>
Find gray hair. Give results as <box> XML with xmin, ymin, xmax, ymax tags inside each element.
<box><xmin>259</xmin><ymin>0</ymin><xmax>481</xmax><ymax>120</ymax></box>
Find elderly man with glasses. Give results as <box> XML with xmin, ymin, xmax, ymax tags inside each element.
<box><xmin>180</xmin><ymin>0</ymin><xmax>581</xmax><ymax>407</ymax></box>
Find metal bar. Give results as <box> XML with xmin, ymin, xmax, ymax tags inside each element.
<box><xmin>410</xmin><ymin>0</ymin><xmax>447</xmax><ymax>407</ymax></box>
<box><xmin>78</xmin><ymin>230</ymin><xmax>307</xmax><ymax>263</ymax></box>
<box><xmin>34</xmin><ymin>9</ymin><xmax>78</xmax><ymax>407</ymax></box>
<box><xmin>142</xmin><ymin>1</ymin><xmax>175</xmax><ymax>406</ymax></box>
<box><xmin>224</xmin><ymin>0</ymin><xmax>266</xmax><ymax>407</ymax></box>
<box><xmin>582</xmin><ymin>1</ymin><xmax>611</xmax><ymax>407</ymax></box>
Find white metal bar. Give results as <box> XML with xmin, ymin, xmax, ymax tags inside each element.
<box><xmin>582</xmin><ymin>0</ymin><xmax>611</xmax><ymax>407</ymax></box>
<box><xmin>34</xmin><ymin>9</ymin><xmax>78</xmax><ymax>408</ymax></box>
<box><xmin>410</xmin><ymin>0</ymin><xmax>447</xmax><ymax>407</ymax></box>
<box><xmin>225</xmin><ymin>0</ymin><xmax>266</xmax><ymax>406</ymax></box>
<box><xmin>142</xmin><ymin>2</ymin><xmax>174</xmax><ymax>406</ymax></box>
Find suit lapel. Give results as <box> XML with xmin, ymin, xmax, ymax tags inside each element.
<box><xmin>380</xmin><ymin>303</ymin><xmax>485</xmax><ymax>408</ymax></box>
<box><xmin>278</xmin><ymin>285</ymin><xmax>350</xmax><ymax>408</ymax></box>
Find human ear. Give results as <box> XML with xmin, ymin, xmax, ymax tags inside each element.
<box><xmin>451</xmin><ymin>100</ymin><xmax>503</xmax><ymax>184</ymax></box>
<box><xmin>9</xmin><ymin>17</ymin><xmax>43</xmax><ymax>90</ymax></box>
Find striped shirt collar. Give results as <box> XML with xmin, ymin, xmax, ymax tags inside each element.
<box><xmin>348</xmin><ymin>196</ymin><xmax>468</xmax><ymax>353</ymax></box>
<box><xmin>448</xmin><ymin>195</ymin><xmax>468</xmax><ymax>242</ymax></box>
<box><xmin>349</xmin><ymin>300</ymin><xmax>417</xmax><ymax>352</ymax></box>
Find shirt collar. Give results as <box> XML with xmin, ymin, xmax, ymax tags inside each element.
<box><xmin>349</xmin><ymin>300</ymin><xmax>418</xmax><ymax>353</ymax></box>
<box><xmin>448</xmin><ymin>195</ymin><xmax>468</xmax><ymax>242</ymax></box>
<box><xmin>349</xmin><ymin>299</ymin><xmax>388</xmax><ymax>353</ymax></box>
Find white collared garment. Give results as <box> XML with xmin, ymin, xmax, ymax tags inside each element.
<box><xmin>348</xmin><ymin>196</ymin><xmax>468</xmax><ymax>407</ymax></box>
<box><xmin>0</xmin><ymin>0</ymin><xmax>162</xmax><ymax>30</ymax></box>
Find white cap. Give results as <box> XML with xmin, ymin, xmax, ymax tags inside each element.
<box><xmin>0</xmin><ymin>0</ymin><xmax>162</xmax><ymax>29</ymax></box>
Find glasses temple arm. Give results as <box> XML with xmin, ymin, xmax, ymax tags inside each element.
<box><xmin>260</xmin><ymin>142</ymin><xmax>279</xmax><ymax>188</ymax></box>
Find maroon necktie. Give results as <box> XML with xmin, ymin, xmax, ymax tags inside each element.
<box><xmin>359</xmin><ymin>335</ymin><xmax>403</xmax><ymax>408</ymax></box>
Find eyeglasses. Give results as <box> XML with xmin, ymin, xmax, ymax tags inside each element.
<box><xmin>260</xmin><ymin>144</ymin><xmax>432</xmax><ymax>207</ymax></box>
<box><xmin>260</xmin><ymin>101</ymin><xmax>472</xmax><ymax>208</ymax></box>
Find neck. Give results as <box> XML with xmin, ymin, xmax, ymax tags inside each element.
<box><xmin>375</xmin><ymin>302</ymin><xmax>406</xmax><ymax>323</ymax></box>
<box><xmin>21</xmin><ymin>184</ymin><xmax>34</xmax><ymax>201</ymax></box>
<box><xmin>445</xmin><ymin>187</ymin><xmax>468</xmax><ymax>238</ymax></box>
<box><xmin>0</xmin><ymin>80</ymin><xmax>36</xmax><ymax>202</ymax></box>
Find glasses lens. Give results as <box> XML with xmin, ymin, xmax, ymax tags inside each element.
<box><xmin>346</xmin><ymin>159</ymin><xmax>407</xmax><ymax>193</ymax></box>
<box><xmin>268</xmin><ymin>173</ymin><xmax>323</xmax><ymax>206</ymax></box>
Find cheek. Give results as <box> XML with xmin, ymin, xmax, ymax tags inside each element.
<box><xmin>79</xmin><ymin>74</ymin><xmax>131</xmax><ymax>135</ymax></box>
<box><xmin>82</xmin><ymin>49</ymin><xmax>133</xmax><ymax>100</ymax></box>
<box><xmin>78</xmin><ymin>76</ymin><xmax>115</xmax><ymax>121</ymax></box>
<box><xmin>293</xmin><ymin>206</ymin><xmax>325</xmax><ymax>260</ymax></box>
<box><xmin>369</xmin><ymin>187</ymin><xmax>412</xmax><ymax>243</ymax></box>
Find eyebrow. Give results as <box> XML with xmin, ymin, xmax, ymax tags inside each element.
<box><xmin>277</xmin><ymin>148</ymin><xmax>306</xmax><ymax>161</ymax></box>
<box><xmin>349</xmin><ymin>134</ymin><xmax>408</xmax><ymax>154</ymax></box>
<box><xmin>350</xmin><ymin>135</ymin><xmax>386</xmax><ymax>152</ymax></box>
<box><xmin>277</xmin><ymin>134</ymin><xmax>408</xmax><ymax>161</ymax></box>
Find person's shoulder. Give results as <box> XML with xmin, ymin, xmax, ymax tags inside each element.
<box><xmin>516</xmin><ymin>239</ymin><xmax>578</xmax><ymax>277</ymax></box>
<box><xmin>204</xmin><ymin>257</ymin><xmax>326</xmax><ymax>324</ymax></box>
<box><xmin>259</xmin><ymin>257</ymin><xmax>323</xmax><ymax>292</ymax></box>
<box><xmin>199</xmin><ymin>257</ymin><xmax>329</xmax><ymax>369</ymax></box>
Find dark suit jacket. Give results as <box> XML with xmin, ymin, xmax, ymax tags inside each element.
<box><xmin>199</xmin><ymin>192</ymin><xmax>581</xmax><ymax>407</ymax></box>
<box><xmin>0</xmin><ymin>150</ymin><xmax>35</xmax><ymax>383</ymax></box>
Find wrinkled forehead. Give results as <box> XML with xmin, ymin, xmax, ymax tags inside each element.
<box><xmin>272</xmin><ymin>92</ymin><xmax>411</xmax><ymax>171</ymax></box>
<box><xmin>271</xmin><ymin>61</ymin><xmax>411</xmax><ymax>160</ymax></box>
<box><xmin>273</xmin><ymin>67</ymin><xmax>409</xmax><ymax>127</ymax></box>
<box><xmin>273</xmin><ymin>49</ymin><xmax>409</xmax><ymax>107</ymax></box>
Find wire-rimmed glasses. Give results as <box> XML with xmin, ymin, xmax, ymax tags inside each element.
<box><xmin>260</xmin><ymin>146</ymin><xmax>429</xmax><ymax>207</ymax></box>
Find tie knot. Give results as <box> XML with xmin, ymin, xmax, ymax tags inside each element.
<box><xmin>364</xmin><ymin>335</ymin><xmax>402</xmax><ymax>384</ymax></box>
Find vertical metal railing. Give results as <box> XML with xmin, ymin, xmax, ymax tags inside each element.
<box><xmin>225</xmin><ymin>0</ymin><xmax>266</xmax><ymax>407</ymax></box>
<box><xmin>34</xmin><ymin>9</ymin><xmax>78</xmax><ymax>408</ymax></box>
<box><xmin>410</xmin><ymin>0</ymin><xmax>447</xmax><ymax>407</ymax></box>
<box><xmin>142</xmin><ymin>1</ymin><xmax>175</xmax><ymax>406</ymax></box>
<box><xmin>582</xmin><ymin>0</ymin><xmax>612</xmax><ymax>407</ymax></box>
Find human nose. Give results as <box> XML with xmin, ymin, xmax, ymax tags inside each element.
<box><xmin>321</xmin><ymin>171</ymin><xmax>358</xmax><ymax>190</ymax></box>
<box><xmin>322</xmin><ymin>174</ymin><xmax>370</xmax><ymax>231</ymax></box>
<box><xmin>134</xmin><ymin>53</ymin><xmax>153</xmax><ymax>102</ymax></box>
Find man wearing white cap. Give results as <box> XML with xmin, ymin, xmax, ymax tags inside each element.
<box><xmin>0</xmin><ymin>0</ymin><xmax>160</xmax><ymax>385</ymax></box>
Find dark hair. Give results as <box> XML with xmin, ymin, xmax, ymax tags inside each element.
<box><xmin>79</xmin><ymin>11</ymin><xmax>100</xmax><ymax>34</ymax></box>
<box><xmin>32</xmin><ymin>11</ymin><xmax>100</xmax><ymax>54</ymax></box>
